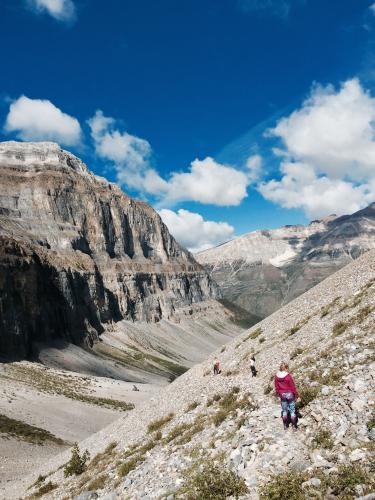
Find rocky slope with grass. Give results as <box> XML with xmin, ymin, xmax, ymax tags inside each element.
<box><xmin>0</xmin><ymin>141</ymin><xmax>222</xmax><ymax>360</ymax></box>
<box><xmin>196</xmin><ymin>204</ymin><xmax>375</xmax><ymax>320</ymax></box>
<box><xmin>12</xmin><ymin>249</ymin><xmax>375</xmax><ymax>499</ymax></box>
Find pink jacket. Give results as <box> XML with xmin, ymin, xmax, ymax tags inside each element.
<box><xmin>274</xmin><ymin>371</ymin><xmax>299</xmax><ymax>399</ymax></box>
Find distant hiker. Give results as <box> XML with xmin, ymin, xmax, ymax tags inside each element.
<box><xmin>250</xmin><ymin>356</ymin><xmax>257</xmax><ymax>377</ymax></box>
<box><xmin>213</xmin><ymin>358</ymin><xmax>221</xmax><ymax>375</ymax></box>
<box><xmin>274</xmin><ymin>362</ymin><xmax>299</xmax><ymax>431</ymax></box>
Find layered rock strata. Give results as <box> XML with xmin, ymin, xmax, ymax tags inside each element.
<box><xmin>0</xmin><ymin>142</ymin><xmax>217</xmax><ymax>359</ymax></box>
<box><xmin>197</xmin><ymin>204</ymin><xmax>375</xmax><ymax>318</ymax></box>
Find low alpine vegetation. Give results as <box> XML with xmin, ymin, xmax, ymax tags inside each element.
<box><xmin>311</xmin><ymin>429</ymin><xmax>334</xmax><ymax>450</ymax></box>
<box><xmin>186</xmin><ymin>401</ymin><xmax>199</xmax><ymax>411</ymax></box>
<box><xmin>147</xmin><ymin>413</ymin><xmax>174</xmax><ymax>433</ymax></box>
<box><xmin>0</xmin><ymin>413</ymin><xmax>65</xmax><ymax>446</ymax></box>
<box><xmin>332</xmin><ymin>320</ymin><xmax>348</xmax><ymax>337</ymax></box>
<box><xmin>178</xmin><ymin>461</ymin><xmax>248</xmax><ymax>499</ymax></box>
<box><xmin>290</xmin><ymin>347</ymin><xmax>304</xmax><ymax>359</ymax></box>
<box><xmin>118</xmin><ymin>457</ymin><xmax>140</xmax><ymax>477</ymax></box>
<box><xmin>35</xmin><ymin>481</ymin><xmax>57</xmax><ymax>497</ymax></box>
<box><xmin>296</xmin><ymin>386</ymin><xmax>320</xmax><ymax>410</ymax></box>
<box><xmin>64</xmin><ymin>443</ymin><xmax>90</xmax><ymax>477</ymax></box>
<box><xmin>87</xmin><ymin>474</ymin><xmax>108</xmax><ymax>491</ymax></box>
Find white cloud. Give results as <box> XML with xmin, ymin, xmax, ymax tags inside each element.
<box><xmin>370</xmin><ymin>2</ymin><xmax>375</xmax><ymax>15</ymax></box>
<box><xmin>88</xmin><ymin>110</ymin><xmax>250</xmax><ymax>206</ymax></box>
<box><xmin>27</xmin><ymin>0</ymin><xmax>76</xmax><ymax>22</ymax></box>
<box><xmin>164</xmin><ymin>157</ymin><xmax>249</xmax><ymax>206</ymax></box>
<box><xmin>260</xmin><ymin>79</ymin><xmax>375</xmax><ymax>218</ymax></box>
<box><xmin>259</xmin><ymin>162</ymin><xmax>374</xmax><ymax>219</ymax></box>
<box><xmin>88</xmin><ymin>110</ymin><xmax>167</xmax><ymax>194</ymax></box>
<box><xmin>246</xmin><ymin>154</ymin><xmax>262</xmax><ymax>182</ymax></box>
<box><xmin>158</xmin><ymin>208</ymin><xmax>235</xmax><ymax>253</ymax></box>
<box><xmin>4</xmin><ymin>95</ymin><xmax>82</xmax><ymax>146</ymax></box>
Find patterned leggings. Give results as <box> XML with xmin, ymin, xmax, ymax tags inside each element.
<box><xmin>281</xmin><ymin>398</ymin><xmax>296</xmax><ymax>418</ymax></box>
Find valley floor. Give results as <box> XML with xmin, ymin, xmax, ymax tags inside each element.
<box><xmin>0</xmin><ymin>361</ymin><xmax>156</xmax><ymax>491</ymax></box>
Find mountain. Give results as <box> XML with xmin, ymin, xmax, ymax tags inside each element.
<box><xmin>9</xmin><ymin>249</ymin><xmax>375</xmax><ymax>499</ymax></box>
<box><xmin>196</xmin><ymin>205</ymin><xmax>375</xmax><ymax>319</ymax></box>
<box><xmin>0</xmin><ymin>141</ymin><xmax>228</xmax><ymax>361</ymax></box>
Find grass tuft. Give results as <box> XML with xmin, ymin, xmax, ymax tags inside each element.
<box><xmin>312</xmin><ymin>429</ymin><xmax>334</xmax><ymax>450</ymax></box>
<box><xmin>179</xmin><ymin>462</ymin><xmax>248</xmax><ymax>499</ymax></box>
<box><xmin>147</xmin><ymin>413</ymin><xmax>174</xmax><ymax>433</ymax></box>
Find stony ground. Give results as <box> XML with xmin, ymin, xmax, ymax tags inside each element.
<box><xmin>6</xmin><ymin>251</ymin><xmax>375</xmax><ymax>499</ymax></box>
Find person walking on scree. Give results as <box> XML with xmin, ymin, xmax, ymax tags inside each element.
<box><xmin>213</xmin><ymin>358</ymin><xmax>221</xmax><ymax>375</ymax></box>
<box><xmin>250</xmin><ymin>356</ymin><xmax>257</xmax><ymax>377</ymax></box>
<box><xmin>274</xmin><ymin>362</ymin><xmax>299</xmax><ymax>431</ymax></box>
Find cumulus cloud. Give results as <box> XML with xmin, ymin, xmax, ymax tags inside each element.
<box><xmin>163</xmin><ymin>157</ymin><xmax>248</xmax><ymax>206</ymax></box>
<box><xmin>4</xmin><ymin>95</ymin><xmax>82</xmax><ymax>146</ymax></box>
<box><xmin>158</xmin><ymin>208</ymin><xmax>235</xmax><ymax>253</ymax></box>
<box><xmin>88</xmin><ymin>110</ymin><xmax>250</xmax><ymax>206</ymax></box>
<box><xmin>26</xmin><ymin>0</ymin><xmax>76</xmax><ymax>22</ymax></box>
<box><xmin>259</xmin><ymin>162</ymin><xmax>374</xmax><ymax>219</ymax></box>
<box><xmin>260</xmin><ymin>79</ymin><xmax>375</xmax><ymax>218</ymax></box>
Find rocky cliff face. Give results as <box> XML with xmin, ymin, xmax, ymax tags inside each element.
<box><xmin>196</xmin><ymin>205</ymin><xmax>375</xmax><ymax>319</ymax></box>
<box><xmin>0</xmin><ymin>141</ymin><xmax>218</xmax><ymax>359</ymax></box>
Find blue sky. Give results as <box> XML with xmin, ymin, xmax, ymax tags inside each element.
<box><xmin>2</xmin><ymin>0</ymin><xmax>375</xmax><ymax>251</ymax></box>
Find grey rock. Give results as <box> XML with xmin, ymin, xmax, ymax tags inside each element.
<box><xmin>349</xmin><ymin>449</ymin><xmax>366</xmax><ymax>462</ymax></box>
<box><xmin>302</xmin><ymin>477</ymin><xmax>321</xmax><ymax>488</ymax></box>
<box><xmin>74</xmin><ymin>492</ymin><xmax>98</xmax><ymax>500</ymax></box>
<box><xmin>321</xmin><ymin>386</ymin><xmax>330</xmax><ymax>396</ymax></box>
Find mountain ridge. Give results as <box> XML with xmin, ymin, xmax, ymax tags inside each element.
<box><xmin>196</xmin><ymin>203</ymin><xmax>375</xmax><ymax>319</ymax></box>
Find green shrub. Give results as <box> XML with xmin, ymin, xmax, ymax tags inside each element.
<box><xmin>312</xmin><ymin>429</ymin><xmax>334</xmax><ymax>449</ymax></box>
<box><xmin>147</xmin><ymin>413</ymin><xmax>174</xmax><ymax>433</ymax></box>
<box><xmin>180</xmin><ymin>462</ymin><xmax>248</xmax><ymax>499</ymax></box>
<box><xmin>259</xmin><ymin>471</ymin><xmax>306</xmax><ymax>500</ymax></box>
<box><xmin>296</xmin><ymin>386</ymin><xmax>320</xmax><ymax>410</ymax></box>
<box><xmin>259</xmin><ymin>337</ymin><xmax>265</xmax><ymax>343</ymax></box>
<box><xmin>64</xmin><ymin>443</ymin><xmax>90</xmax><ymax>477</ymax></box>
<box><xmin>327</xmin><ymin>464</ymin><xmax>374</xmax><ymax>497</ymax></box>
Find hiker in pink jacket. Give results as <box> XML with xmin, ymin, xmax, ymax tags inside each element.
<box><xmin>274</xmin><ymin>362</ymin><xmax>299</xmax><ymax>431</ymax></box>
